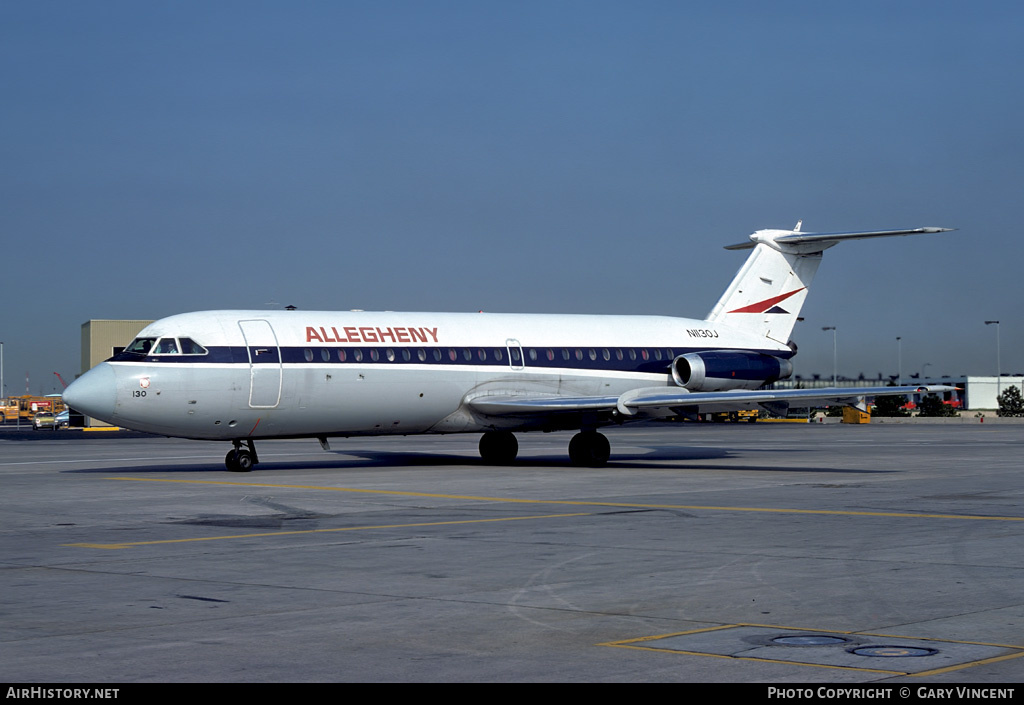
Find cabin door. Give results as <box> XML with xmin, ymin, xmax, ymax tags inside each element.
<box><xmin>238</xmin><ymin>319</ymin><xmax>283</xmax><ymax>408</ymax></box>
<box><xmin>506</xmin><ymin>338</ymin><xmax>524</xmax><ymax>371</ymax></box>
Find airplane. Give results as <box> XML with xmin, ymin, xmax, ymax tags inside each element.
<box><xmin>62</xmin><ymin>223</ymin><xmax>955</xmax><ymax>471</ymax></box>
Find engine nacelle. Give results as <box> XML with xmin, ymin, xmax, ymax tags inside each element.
<box><xmin>671</xmin><ymin>351</ymin><xmax>793</xmax><ymax>391</ymax></box>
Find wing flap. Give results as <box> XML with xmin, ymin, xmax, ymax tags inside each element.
<box><xmin>467</xmin><ymin>394</ymin><xmax>620</xmax><ymax>415</ymax></box>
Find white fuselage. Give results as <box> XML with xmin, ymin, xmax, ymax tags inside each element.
<box><xmin>66</xmin><ymin>309</ymin><xmax>790</xmax><ymax>440</ymax></box>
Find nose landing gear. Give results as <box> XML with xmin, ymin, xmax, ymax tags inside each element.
<box><xmin>225</xmin><ymin>439</ymin><xmax>259</xmax><ymax>472</ymax></box>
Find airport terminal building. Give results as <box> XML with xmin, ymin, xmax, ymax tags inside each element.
<box><xmin>948</xmin><ymin>375</ymin><xmax>1024</xmax><ymax>411</ymax></box>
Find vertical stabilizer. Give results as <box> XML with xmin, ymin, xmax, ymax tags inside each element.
<box><xmin>706</xmin><ymin>239</ymin><xmax>821</xmax><ymax>344</ymax></box>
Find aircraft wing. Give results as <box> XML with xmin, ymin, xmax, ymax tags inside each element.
<box><xmin>467</xmin><ymin>385</ymin><xmax>956</xmax><ymax>417</ymax></box>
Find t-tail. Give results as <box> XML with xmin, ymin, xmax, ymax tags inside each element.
<box><xmin>705</xmin><ymin>223</ymin><xmax>954</xmax><ymax>344</ymax></box>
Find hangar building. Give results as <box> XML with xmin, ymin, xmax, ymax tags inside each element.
<box><xmin>79</xmin><ymin>319</ymin><xmax>154</xmax><ymax>377</ymax></box>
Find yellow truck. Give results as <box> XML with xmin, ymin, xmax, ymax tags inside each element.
<box><xmin>0</xmin><ymin>396</ymin><xmax>65</xmax><ymax>422</ymax></box>
<box><xmin>709</xmin><ymin>409</ymin><xmax>758</xmax><ymax>423</ymax></box>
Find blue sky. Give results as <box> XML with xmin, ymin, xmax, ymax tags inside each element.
<box><xmin>3</xmin><ymin>1</ymin><xmax>1022</xmax><ymax>395</ymax></box>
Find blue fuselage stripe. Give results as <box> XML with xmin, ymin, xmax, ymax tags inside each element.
<box><xmin>107</xmin><ymin>344</ymin><xmax>792</xmax><ymax>379</ymax></box>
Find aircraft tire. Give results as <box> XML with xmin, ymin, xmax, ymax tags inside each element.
<box><xmin>225</xmin><ymin>449</ymin><xmax>254</xmax><ymax>472</ymax></box>
<box><xmin>568</xmin><ymin>431</ymin><xmax>610</xmax><ymax>467</ymax></box>
<box><xmin>479</xmin><ymin>431</ymin><xmax>518</xmax><ymax>464</ymax></box>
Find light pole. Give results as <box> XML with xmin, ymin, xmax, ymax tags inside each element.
<box><xmin>985</xmin><ymin>321</ymin><xmax>1001</xmax><ymax>397</ymax></box>
<box><xmin>896</xmin><ymin>336</ymin><xmax>902</xmax><ymax>386</ymax></box>
<box><xmin>822</xmin><ymin>326</ymin><xmax>837</xmax><ymax>385</ymax></box>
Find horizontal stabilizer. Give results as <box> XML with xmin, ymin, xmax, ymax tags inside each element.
<box><xmin>724</xmin><ymin>227</ymin><xmax>954</xmax><ymax>251</ymax></box>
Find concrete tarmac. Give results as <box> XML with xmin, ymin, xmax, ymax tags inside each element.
<box><xmin>2</xmin><ymin>423</ymin><xmax>1023</xmax><ymax>683</ymax></box>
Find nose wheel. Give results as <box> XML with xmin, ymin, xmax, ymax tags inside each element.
<box><xmin>225</xmin><ymin>439</ymin><xmax>259</xmax><ymax>472</ymax></box>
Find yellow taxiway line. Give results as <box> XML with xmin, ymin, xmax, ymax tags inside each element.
<box><xmin>62</xmin><ymin>476</ymin><xmax>1024</xmax><ymax>550</ymax></box>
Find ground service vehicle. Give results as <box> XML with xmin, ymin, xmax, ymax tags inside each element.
<box><xmin>0</xmin><ymin>399</ymin><xmax>18</xmax><ymax>423</ymax></box>
<box><xmin>32</xmin><ymin>411</ymin><xmax>56</xmax><ymax>430</ymax></box>
<box><xmin>1</xmin><ymin>395</ymin><xmax>66</xmax><ymax>422</ymax></box>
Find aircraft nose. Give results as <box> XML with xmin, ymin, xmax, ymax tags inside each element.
<box><xmin>62</xmin><ymin>363</ymin><xmax>117</xmax><ymax>424</ymax></box>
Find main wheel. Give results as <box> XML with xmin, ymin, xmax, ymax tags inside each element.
<box><xmin>479</xmin><ymin>431</ymin><xmax>518</xmax><ymax>464</ymax></box>
<box><xmin>568</xmin><ymin>431</ymin><xmax>611</xmax><ymax>467</ymax></box>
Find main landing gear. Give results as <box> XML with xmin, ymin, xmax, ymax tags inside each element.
<box><xmin>568</xmin><ymin>430</ymin><xmax>610</xmax><ymax>467</ymax></box>
<box><xmin>225</xmin><ymin>439</ymin><xmax>259</xmax><ymax>472</ymax></box>
<box><xmin>477</xmin><ymin>430</ymin><xmax>611</xmax><ymax>467</ymax></box>
<box><xmin>479</xmin><ymin>430</ymin><xmax>518</xmax><ymax>464</ymax></box>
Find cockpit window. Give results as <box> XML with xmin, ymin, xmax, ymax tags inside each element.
<box><xmin>153</xmin><ymin>338</ymin><xmax>179</xmax><ymax>354</ymax></box>
<box><xmin>178</xmin><ymin>338</ymin><xmax>207</xmax><ymax>355</ymax></box>
<box><xmin>125</xmin><ymin>338</ymin><xmax>156</xmax><ymax>354</ymax></box>
<box><xmin>150</xmin><ymin>337</ymin><xmax>208</xmax><ymax>356</ymax></box>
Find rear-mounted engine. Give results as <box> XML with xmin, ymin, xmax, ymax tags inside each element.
<box><xmin>671</xmin><ymin>351</ymin><xmax>793</xmax><ymax>391</ymax></box>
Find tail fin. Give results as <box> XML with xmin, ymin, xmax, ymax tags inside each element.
<box><xmin>706</xmin><ymin>225</ymin><xmax>953</xmax><ymax>345</ymax></box>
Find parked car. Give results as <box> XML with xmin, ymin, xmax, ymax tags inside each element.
<box><xmin>55</xmin><ymin>410</ymin><xmax>70</xmax><ymax>429</ymax></box>
<box><xmin>32</xmin><ymin>411</ymin><xmax>56</xmax><ymax>430</ymax></box>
